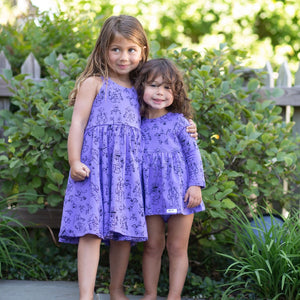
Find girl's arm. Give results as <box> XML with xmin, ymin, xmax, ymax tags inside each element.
<box><xmin>178</xmin><ymin>117</ymin><xmax>205</xmax><ymax>208</ymax></box>
<box><xmin>68</xmin><ymin>77</ymin><xmax>102</xmax><ymax>181</ymax></box>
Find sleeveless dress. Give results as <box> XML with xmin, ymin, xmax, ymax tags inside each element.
<box><xmin>141</xmin><ymin>112</ymin><xmax>205</xmax><ymax>217</ymax></box>
<box><xmin>59</xmin><ymin>78</ymin><xmax>147</xmax><ymax>244</ymax></box>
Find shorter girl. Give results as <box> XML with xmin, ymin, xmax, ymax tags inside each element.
<box><xmin>135</xmin><ymin>58</ymin><xmax>206</xmax><ymax>300</ymax></box>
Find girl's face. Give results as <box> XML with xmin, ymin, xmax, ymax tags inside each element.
<box><xmin>143</xmin><ymin>75</ymin><xmax>174</xmax><ymax>118</ymax></box>
<box><xmin>108</xmin><ymin>33</ymin><xmax>143</xmax><ymax>79</ymax></box>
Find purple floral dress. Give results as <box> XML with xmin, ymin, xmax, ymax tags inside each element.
<box><xmin>141</xmin><ymin>112</ymin><xmax>205</xmax><ymax>217</ymax></box>
<box><xmin>59</xmin><ymin>78</ymin><xmax>147</xmax><ymax>244</ymax></box>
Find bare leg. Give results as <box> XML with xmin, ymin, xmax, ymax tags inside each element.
<box><xmin>166</xmin><ymin>214</ymin><xmax>194</xmax><ymax>300</ymax></box>
<box><xmin>109</xmin><ymin>240</ymin><xmax>131</xmax><ymax>300</ymax></box>
<box><xmin>141</xmin><ymin>215</ymin><xmax>166</xmax><ymax>300</ymax></box>
<box><xmin>78</xmin><ymin>234</ymin><xmax>101</xmax><ymax>300</ymax></box>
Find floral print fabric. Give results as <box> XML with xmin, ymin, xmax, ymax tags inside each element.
<box><xmin>141</xmin><ymin>112</ymin><xmax>205</xmax><ymax>217</ymax></box>
<box><xmin>59</xmin><ymin>78</ymin><xmax>147</xmax><ymax>244</ymax></box>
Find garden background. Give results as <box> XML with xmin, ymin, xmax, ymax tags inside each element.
<box><xmin>0</xmin><ymin>0</ymin><xmax>300</xmax><ymax>299</ymax></box>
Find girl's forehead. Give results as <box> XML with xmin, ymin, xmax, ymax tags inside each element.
<box><xmin>110</xmin><ymin>32</ymin><xmax>140</xmax><ymax>46</ymax></box>
<box><xmin>148</xmin><ymin>75</ymin><xmax>163</xmax><ymax>81</ymax></box>
<box><xmin>148</xmin><ymin>73</ymin><xmax>172</xmax><ymax>83</ymax></box>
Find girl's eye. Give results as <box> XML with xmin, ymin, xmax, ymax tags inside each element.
<box><xmin>164</xmin><ymin>85</ymin><xmax>171</xmax><ymax>90</ymax></box>
<box><xmin>129</xmin><ymin>48</ymin><xmax>136</xmax><ymax>53</ymax></box>
<box><xmin>111</xmin><ymin>48</ymin><xmax>120</xmax><ymax>52</ymax></box>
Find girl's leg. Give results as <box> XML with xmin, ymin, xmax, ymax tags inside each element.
<box><xmin>141</xmin><ymin>215</ymin><xmax>166</xmax><ymax>300</ymax></box>
<box><xmin>166</xmin><ymin>214</ymin><xmax>194</xmax><ymax>300</ymax></box>
<box><xmin>109</xmin><ymin>240</ymin><xmax>131</xmax><ymax>300</ymax></box>
<box><xmin>78</xmin><ymin>234</ymin><xmax>101</xmax><ymax>300</ymax></box>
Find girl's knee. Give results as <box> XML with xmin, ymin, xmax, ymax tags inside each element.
<box><xmin>144</xmin><ymin>239</ymin><xmax>165</xmax><ymax>256</ymax></box>
<box><xmin>166</xmin><ymin>240</ymin><xmax>187</xmax><ymax>257</ymax></box>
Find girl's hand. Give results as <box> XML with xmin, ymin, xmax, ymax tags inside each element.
<box><xmin>70</xmin><ymin>161</ymin><xmax>90</xmax><ymax>181</ymax></box>
<box><xmin>184</xmin><ymin>186</ymin><xmax>202</xmax><ymax>208</ymax></box>
<box><xmin>187</xmin><ymin>119</ymin><xmax>198</xmax><ymax>140</ymax></box>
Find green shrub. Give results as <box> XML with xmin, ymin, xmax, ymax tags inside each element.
<box><xmin>0</xmin><ymin>52</ymin><xmax>85</xmax><ymax>208</ymax></box>
<box><xmin>166</xmin><ymin>45</ymin><xmax>299</xmax><ymax>246</ymax></box>
<box><xmin>219</xmin><ymin>206</ymin><xmax>300</xmax><ymax>299</ymax></box>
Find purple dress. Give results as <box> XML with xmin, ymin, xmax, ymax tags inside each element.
<box><xmin>141</xmin><ymin>112</ymin><xmax>205</xmax><ymax>217</ymax></box>
<box><xmin>59</xmin><ymin>78</ymin><xmax>147</xmax><ymax>244</ymax></box>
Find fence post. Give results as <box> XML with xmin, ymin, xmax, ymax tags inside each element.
<box><xmin>277</xmin><ymin>61</ymin><xmax>292</xmax><ymax>123</ymax></box>
<box><xmin>21</xmin><ymin>52</ymin><xmax>41</xmax><ymax>79</ymax></box>
<box><xmin>0</xmin><ymin>51</ymin><xmax>11</xmax><ymax>138</ymax></box>
<box><xmin>263</xmin><ymin>61</ymin><xmax>274</xmax><ymax>88</ymax></box>
<box><xmin>57</xmin><ymin>54</ymin><xmax>67</xmax><ymax>77</ymax></box>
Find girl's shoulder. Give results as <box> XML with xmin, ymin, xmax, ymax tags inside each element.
<box><xmin>168</xmin><ymin>112</ymin><xmax>189</xmax><ymax>125</ymax></box>
<box><xmin>80</xmin><ymin>76</ymin><xmax>103</xmax><ymax>95</ymax></box>
<box><xmin>75</xmin><ymin>76</ymin><xmax>104</xmax><ymax>106</ymax></box>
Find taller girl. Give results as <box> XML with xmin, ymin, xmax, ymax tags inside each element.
<box><xmin>59</xmin><ymin>15</ymin><xmax>149</xmax><ymax>300</ymax></box>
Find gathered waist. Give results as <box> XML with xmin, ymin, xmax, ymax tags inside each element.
<box><xmin>85</xmin><ymin>122</ymin><xmax>141</xmax><ymax>132</ymax></box>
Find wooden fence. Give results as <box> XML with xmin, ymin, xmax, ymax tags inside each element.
<box><xmin>0</xmin><ymin>51</ymin><xmax>299</xmax><ymax>225</ymax></box>
<box><xmin>1</xmin><ymin>51</ymin><xmax>300</xmax><ymax>133</ymax></box>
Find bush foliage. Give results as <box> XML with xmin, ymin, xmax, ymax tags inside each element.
<box><xmin>0</xmin><ymin>52</ymin><xmax>86</xmax><ymax>209</ymax></box>
<box><xmin>1</xmin><ymin>44</ymin><xmax>299</xmax><ymax>237</ymax></box>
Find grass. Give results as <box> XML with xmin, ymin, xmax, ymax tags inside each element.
<box><xmin>0</xmin><ymin>194</ymin><xmax>46</xmax><ymax>279</ymax></box>
<box><xmin>219</xmin><ymin>206</ymin><xmax>300</xmax><ymax>300</ymax></box>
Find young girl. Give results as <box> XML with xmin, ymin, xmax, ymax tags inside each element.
<box><xmin>58</xmin><ymin>15</ymin><xmax>149</xmax><ymax>300</ymax></box>
<box><xmin>135</xmin><ymin>58</ymin><xmax>206</xmax><ymax>300</ymax></box>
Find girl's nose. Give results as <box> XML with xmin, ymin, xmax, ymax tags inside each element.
<box><xmin>156</xmin><ymin>86</ymin><xmax>163</xmax><ymax>95</ymax></box>
<box><xmin>120</xmin><ymin>51</ymin><xmax>129</xmax><ymax>61</ymax></box>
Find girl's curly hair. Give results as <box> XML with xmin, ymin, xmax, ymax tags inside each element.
<box><xmin>134</xmin><ymin>58</ymin><xmax>193</xmax><ymax>119</ymax></box>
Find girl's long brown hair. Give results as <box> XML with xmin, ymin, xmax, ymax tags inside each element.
<box><xmin>69</xmin><ymin>15</ymin><xmax>149</xmax><ymax>106</ymax></box>
<box><xmin>135</xmin><ymin>58</ymin><xmax>193</xmax><ymax>119</ymax></box>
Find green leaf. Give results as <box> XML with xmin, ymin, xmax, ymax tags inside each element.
<box><xmin>47</xmin><ymin>194</ymin><xmax>63</xmax><ymax>206</ymax></box>
<box><xmin>222</xmin><ymin>198</ymin><xmax>236</xmax><ymax>209</ymax></box>
<box><xmin>3</xmin><ymin>68</ymin><xmax>13</xmax><ymax>80</ymax></box>
<box><xmin>0</xmin><ymin>155</ymin><xmax>9</xmax><ymax>162</ymax></box>
<box><xmin>221</xmin><ymin>81</ymin><xmax>230</xmax><ymax>94</ymax></box>
<box><xmin>63</xmin><ymin>107</ymin><xmax>73</xmax><ymax>121</ymax></box>
<box><xmin>283</xmin><ymin>154</ymin><xmax>296</xmax><ymax>167</ymax></box>
<box><xmin>31</xmin><ymin>126</ymin><xmax>45</xmax><ymax>139</ymax></box>
<box><xmin>47</xmin><ymin>169</ymin><xmax>64</xmax><ymax>184</ymax></box>
<box><xmin>44</xmin><ymin>51</ymin><xmax>57</xmax><ymax>66</ymax></box>
<box><xmin>60</xmin><ymin>86</ymin><xmax>69</xmax><ymax>99</ymax></box>
<box><xmin>245</xmin><ymin>122</ymin><xmax>255</xmax><ymax>136</ymax></box>
<box><xmin>209</xmin><ymin>209</ymin><xmax>227</xmax><ymax>219</ymax></box>
<box><xmin>247</xmin><ymin>79</ymin><xmax>259</xmax><ymax>92</ymax></box>
<box><xmin>202</xmin><ymin>186</ymin><xmax>218</xmax><ymax>196</ymax></box>
<box><xmin>215</xmin><ymin>189</ymin><xmax>233</xmax><ymax>201</ymax></box>
<box><xmin>270</xmin><ymin>87</ymin><xmax>284</xmax><ymax>98</ymax></box>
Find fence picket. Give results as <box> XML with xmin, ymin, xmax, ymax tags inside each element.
<box><xmin>0</xmin><ymin>51</ymin><xmax>11</xmax><ymax>74</ymax></box>
<box><xmin>263</xmin><ymin>61</ymin><xmax>274</xmax><ymax>88</ymax></box>
<box><xmin>21</xmin><ymin>52</ymin><xmax>41</xmax><ymax>79</ymax></box>
<box><xmin>277</xmin><ymin>61</ymin><xmax>292</xmax><ymax>87</ymax></box>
